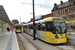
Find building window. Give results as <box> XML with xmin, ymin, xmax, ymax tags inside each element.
<box><xmin>55</xmin><ymin>11</ymin><xmax>58</xmax><ymax>15</ymax></box>
<box><xmin>70</xmin><ymin>8</ymin><xmax>72</xmax><ymax>11</ymax></box>
<box><xmin>73</xmin><ymin>7</ymin><xmax>75</xmax><ymax>10</ymax></box>
<box><xmin>53</xmin><ymin>11</ymin><xmax>58</xmax><ymax>15</ymax></box>
<box><xmin>62</xmin><ymin>10</ymin><xmax>63</xmax><ymax>13</ymax></box>
<box><xmin>68</xmin><ymin>8</ymin><xmax>69</xmax><ymax>12</ymax></box>
<box><xmin>57</xmin><ymin>11</ymin><xmax>58</xmax><ymax>15</ymax></box>
<box><xmin>53</xmin><ymin>12</ymin><xmax>54</xmax><ymax>15</ymax></box>
<box><xmin>60</xmin><ymin>10</ymin><xmax>61</xmax><ymax>14</ymax></box>
<box><xmin>64</xmin><ymin>10</ymin><xmax>65</xmax><ymax>13</ymax></box>
<box><xmin>55</xmin><ymin>12</ymin><xmax>56</xmax><ymax>15</ymax></box>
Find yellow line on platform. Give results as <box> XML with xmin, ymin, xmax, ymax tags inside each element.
<box><xmin>14</xmin><ymin>32</ymin><xmax>20</xmax><ymax>50</ymax></box>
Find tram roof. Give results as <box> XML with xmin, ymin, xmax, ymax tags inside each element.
<box><xmin>23</xmin><ymin>22</ymin><xmax>33</xmax><ymax>25</ymax></box>
<box><xmin>23</xmin><ymin>23</ymin><xmax>29</xmax><ymax>25</ymax></box>
<box><xmin>45</xmin><ymin>17</ymin><xmax>63</xmax><ymax>22</ymax></box>
<box><xmin>35</xmin><ymin>19</ymin><xmax>45</xmax><ymax>23</ymax></box>
<box><xmin>23</xmin><ymin>17</ymin><xmax>64</xmax><ymax>26</ymax></box>
<box><xmin>0</xmin><ymin>5</ymin><xmax>10</xmax><ymax>23</ymax></box>
<box><xmin>35</xmin><ymin>17</ymin><xmax>63</xmax><ymax>23</ymax></box>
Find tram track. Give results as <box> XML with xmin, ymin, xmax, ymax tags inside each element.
<box><xmin>16</xmin><ymin>34</ymin><xmax>25</xmax><ymax>50</ymax></box>
<box><xmin>17</xmin><ymin>33</ymin><xmax>61</xmax><ymax>50</ymax></box>
<box><xmin>16</xmin><ymin>33</ymin><xmax>75</xmax><ymax>50</ymax></box>
<box><xmin>21</xmin><ymin>33</ymin><xmax>41</xmax><ymax>50</ymax></box>
<box><xmin>17</xmin><ymin>33</ymin><xmax>38</xmax><ymax>50</ymax></box>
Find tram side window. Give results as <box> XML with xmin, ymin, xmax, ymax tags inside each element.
<box><xmin>40</xmin><ymin>24</ymin><xmax>42</xmax><ymax>31</ymax></box>
<box><xmin>37</xmin><ymin>23</ymin><xmax>41</xmax><ymax>30</ymax></box>
<box><xmin>50</xmin><ymin>23</ymin><xmax>54</xmax><ymax>32</ymax></box>
<box><xmin>37</xmin><ymin>23</ymin><xmax>45</xmax><ymax>31</ymax></box>
<box><xmin>41</xmin><ymin>23</ymin><xmax>45</xmax><ymax>31</ymax></box>
<box><xmin>25</xmin><ymin>26</ymin><xmax>27</xmax><ymax>29</ymax></box>
<box><xmin>31</xmin><ymin>25</ymin><xmax>33</xmax><ymax>29</ymax></box>
<box><xmin>45</xmin><ymin>22</ymin><xmax>53</xmax><ymax>31</ymax></box>
<box><xmin>37</xmin><ymin>24</ymin><xmax>39</xmax><ymax>30</ymax></box>
<box><xmin>29</xmin><ymin>25</ymin><xmax>31</xmax><ymax>29</ymax></box>
<box><xmin>27</xmin><ymin>25</ymin><xmax>29</xmax><ymax>29</ymax></box>
<box><xmin>23</xmin><ymin>26</ymin><xmax>25</xmax><ymax>29</ymax></box>
<box><xmin>38</xmin><ymin>25</ymin><xmax>40</xmax><ymax>30</ymax></box>
<box><xmin>45</xmin><ymin>22</ymin><xmax>49</xmax><ymax>31</ymax></box>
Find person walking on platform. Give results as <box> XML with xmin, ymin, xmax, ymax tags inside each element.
<box><xmin>7</xmin><ymin>27</ymin><xmax>10</xmax><ymax>32</ymax></box>
<box><xmin>10</xmin><ymin>27</ymin><xmax>13</xmax><ymax>32</ymax></box>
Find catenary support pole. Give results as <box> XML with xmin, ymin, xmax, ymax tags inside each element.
<box><xmin>32</xmin><ymin>0</ymin><xmax>36</xmax><ymax>40</ymax></box>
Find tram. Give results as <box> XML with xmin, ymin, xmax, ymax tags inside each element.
<box><xmin>15</xmin><ymin>24</ymin><xmax>22</xmax><ymax>33</ymax></box>
<box><xmin>23</xmin><ymin>17</ymin><xmax>67</xmax><ymax>44</ymax></box>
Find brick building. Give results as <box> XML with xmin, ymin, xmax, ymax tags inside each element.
<box><xmin>28</xmin><ymin>18</ymin><xmax>33</xmax><ymax>23</ymax></box>
<box><xmin>28</xmin><ymin>15</ymin><xmax>43</xmax><ymax>23</ymax></box>
<box><xmin>28</xmin><ymin>13</ymin><xmax>52</xmax><ymax>23</ymax></box>
<box><xmin>52</xmin><ymin>0</ymin><xmax>75</xmax><ymax>20</ymax></box>
<box><xmin>42</xmin><ymin>13</ymin><xmax>53</xmax><ymax>19</ymax></box>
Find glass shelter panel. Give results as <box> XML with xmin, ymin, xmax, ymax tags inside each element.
<box><xmin>0</xmin><ymin>23</ymin><xmax>3</xmax><ymax>35</ymax></box>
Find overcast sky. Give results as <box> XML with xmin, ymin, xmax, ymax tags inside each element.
<box><xmin>0</xmin><ymin>0</ymin><xmax>68</xmax><ymax>23</ymax></box>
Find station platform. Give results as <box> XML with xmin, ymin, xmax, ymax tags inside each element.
<box><xmin>67</xmin><ymin>32</ymin><xmax>75</xmax><ymax>46</ymax></box>
<box><xmin>0</xmin><ymin>31</ymin><xmax>19</xmax><ymax>50</ymax></box>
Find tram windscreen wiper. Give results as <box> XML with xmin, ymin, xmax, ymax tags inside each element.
<box><xmin>54</xmin><ymin>22</ymin><xmax>66</xmax><ymax>34</ymax></box>
<box><xmin>55</xmin><ymin>26</ymin><xmax>61</xmax><ymax>34</ymax></box>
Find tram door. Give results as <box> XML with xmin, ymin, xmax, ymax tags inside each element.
<box><xmin>46</xmin><ymin>32</ymin><xmax>50</xmax><ymax>42</ymax></box>
<box><xmin>0</xmin><ymin>23</ymin><xmax>3</xmax><ymax>35</ymax></box>
<box><xmin>45</xmin><ymin>22</ymin><xmax>51</xmax><ymax>42</ymax></box>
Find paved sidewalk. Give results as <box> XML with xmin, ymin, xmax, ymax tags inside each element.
<box><xmin>0</xmin><ymin>31</ymin><xmax>19</xmax><ymax>50</ymax></box>
<box><xmin>67</xmin><ymin>32</ymin><xmax>75</xmax><ymax>46</ymax></box>
<box><xmin>67</xmin><ymin>32</ymin><xmax>75</xmax><ymax>37</ymax></box>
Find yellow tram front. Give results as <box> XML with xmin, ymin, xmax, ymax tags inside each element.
<box><xmin>44</xmin><ymin>17</ymin><xmax>67</xmax><ymax>44</ymax></box>
<box><xmin>15</xmin><ymin>24</ymin><xmax>22</xmax><ymax>33</ymax></box>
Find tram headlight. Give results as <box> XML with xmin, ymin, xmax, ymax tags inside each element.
<box><xmin>55</xmin><ymin>35</ymin><xmax>58</xmax><ymax>39</ymax></box>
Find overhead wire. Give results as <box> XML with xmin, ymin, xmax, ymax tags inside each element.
<box><xmin>41</xmin><ymin>0</ymin><xmax>50</xmax><ymax>6</ymax></box>
<box><xmin>19</xmin><ymin>0</ymin><xmax>25</xmax><ymax>23</ymax></box>
<box><xmin>20</xmin><ymin>0</ymin><xmax>50</xmax><ymax>14</ymax></box>
<box><xmin>35</xmin><ymin>0</ymin><xmax>50</xmax><ymax>11</ymax></box>
<box><xmin>19</xmin><ymin>0</ymin><xmax>26</xmax><ymax>16</ymax></box>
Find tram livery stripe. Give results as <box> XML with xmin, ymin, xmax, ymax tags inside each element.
<box><xmin>6</xmin><ymin>32</ymin><xmax>13</xmax><ymax>50</ymax></box>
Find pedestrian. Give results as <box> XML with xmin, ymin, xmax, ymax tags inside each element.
<box><xmin>10</xmin><ymin>27</ymin><xmax>13</xmax><ymax>31</ymax></box>
<box><xmin>7</xmin><ymin>27</ymin><xmax>10</xmax><ymax>32</ymax></box>
<box><xmin>8</xmin><ymin>27</ymin><xmax>10</xmax><ymax>31</ymax></box>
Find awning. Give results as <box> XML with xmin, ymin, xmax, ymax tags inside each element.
<box><xmin>60</xmin><ymin>15</ymin><xmax>67</xmax><ymax>19</ymax></box>
<box><xmin>61</xmin><ymin>13</ymin><xmax>75</xmax><ymax>20</ymax></box>
<box><xmin>0</xmin><ymin>5</ymin><xmax>10</xmax><ymax>23</ymax></box>
<box><xmin>68</xmin><ymin>13</ymin><xmax>75</xmax><ymax>17</ymax></box>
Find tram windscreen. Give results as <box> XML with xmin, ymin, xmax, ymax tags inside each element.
<box><xmin>15</xmin><ymin>25</ymin><xmax>22</xmax><ymax>29</ymax></box>
<box><xmin>53</xmin><ymin>19</ymin><xmax>66</xmax><ymax>34</ymax></box>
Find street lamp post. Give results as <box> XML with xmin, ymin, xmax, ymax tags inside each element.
<box><xmin>32</xmin><ymin>0</ymin><xmax>36</xmax><ymax>40</ymax></box>
<box><xmin>20</xmin><ymin>16</ymin><xmax>21</xmax><ymax>24</ymax></box>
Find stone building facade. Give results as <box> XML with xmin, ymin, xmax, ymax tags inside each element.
<box><xmin>52</xmin><ymin>0</ymin><xmax>75</xmax><ymax>20</ymax></box>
